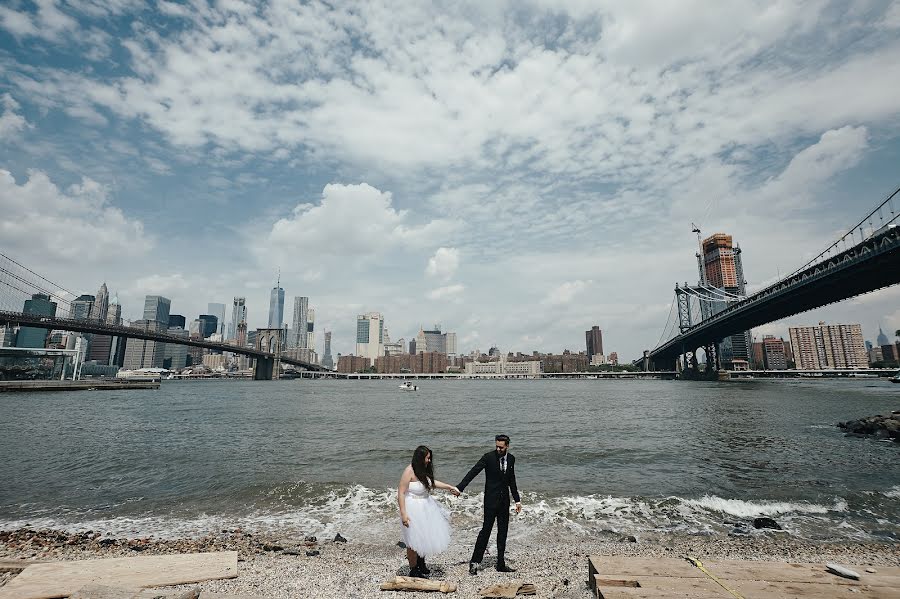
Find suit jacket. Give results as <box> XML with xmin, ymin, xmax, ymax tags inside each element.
<box><xmin>458</xmin><ymin>450</ymin><xmax>520</xmax><ymax>508</ymax></box>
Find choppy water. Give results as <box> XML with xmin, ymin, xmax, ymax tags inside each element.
<box><xmin>0</xmin><ymin>378</ymin><xmax>897</xmax><ymax>543</ymax></box>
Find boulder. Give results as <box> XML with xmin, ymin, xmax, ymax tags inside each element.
<box><xmin>753</xmin><ymin>517</ymin><xmax>781</xmax><ymax>530</ymax></box>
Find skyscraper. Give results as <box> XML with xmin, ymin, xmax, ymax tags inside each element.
<box><xmin>701</xmin><ymin>233</ymin><xmax>751</xmax><ymax>367</ymax></box>
<box><xmin>106</xmin><ymin>294</ymin><xmax>125</xmax><ymax>366</ymax></box>
<box><xmin>89</xmin><ymin>283</ymin><xmax>109</xmax><ymax>322</ymax></box>
<box><xmin>69</xmin><ymin>294</ymin><xmax>95</xmax><ymax>320</ymax></box>
<box><xmin>306</xmin><ymin>307</ymin><xmax>315</xmax><ymax>352</ymax></box>
<box><xmin>208</xmin><ymin>303</ymin><xmax>226</xmax><ymax>336</ymax></box>
<box><xmin>143</xmin><ymin>295</ymin><xmax>171</xmax><ymax>324</ymax></box>
<box><xmin>290</xmin><ymin>296</ymin><xmax>309</xmax><ymax>349</ymax></box>
<box><xmin>356</xmin><ymin>312</ymin><xmax>384</xmax><ymax>364</ymax></box>
<box><xmin>322</xmin><ymin>331</ymin><xmax>334</xmax><ymax>369</ymax></box>
<box><xmin>268</xmin><ymin>276</ymin><xmax>285</xmax><ymax>329</ymax></box>
<box><xmin>16</xmin><ymin>293</ymin><xmax>57</xmax><ymax>348</ymax></box>
<box><xmin>876</xmin><ymin>327</ymin><xmax>890</xmax><ymax>346</ymax></box>
<box><xmin>585</xmin><ymin>326</ymin><xmax>603</xmax><ymax>359</ymax></box>
<box><xmin>229</xmin><ymin>297</ymin><xmax>247</xmax><ymax>340</ymax></box>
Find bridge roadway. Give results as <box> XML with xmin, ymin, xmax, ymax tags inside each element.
<box><xmin>0</xmin><ymin>310</ymin><xmax>326</xmax><ymax>375</ymax></box>
<box><xmin>647</xmin><ymin>224</ymin><xmax>900</xmax><ymax>370</ymax></box>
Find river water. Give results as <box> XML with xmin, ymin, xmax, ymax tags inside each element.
<box><xmin>1</xmin><ymin>378</ymin><xmax>897</xmax><ymax>543</ymax></box>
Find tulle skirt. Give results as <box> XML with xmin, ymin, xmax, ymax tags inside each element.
<box><xmin>401</xmin><ymin>494</ymin><xmax>451</xmax><ymax>557</ymax></box>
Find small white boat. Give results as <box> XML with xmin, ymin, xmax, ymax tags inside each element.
<box><xmin>890</xmin><ymin>370</ymin><xmax>900</xmax><ymax>384</ymax></box>
<box><xmin>399</xmin><ymin>381</ymin><xmax>418</xmax><ymax>391</ymax></box>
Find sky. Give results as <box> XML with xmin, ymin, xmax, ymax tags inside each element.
<box><xmin>1</xmin><ymin>0</ymin><xmax>900</xmax><ymax>361</ymax></box>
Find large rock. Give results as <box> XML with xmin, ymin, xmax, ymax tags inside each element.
<box><xmin>837</xmin><ymin>412</ymin><xmax>900</xmax><ymax>442</ymax></box>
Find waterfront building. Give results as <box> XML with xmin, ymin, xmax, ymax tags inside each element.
<box><xmin>268</xmin><ymin>277</ymin><xmax>285</xmax><ymax>329</ymax></box>
<box><xmin>608</xmin><ymin>352</ymin><xmax>619</xmax><ymax>366</ymax></box>
<box><xmin>0</xmin><ymin>325</ymin><xmax>15</xmax><ymax>347</ymax></box>
<box><xmin>465</xmin><ymin>355</ymin><xmax>542</xmax><ymax>376</ymax></box>
<box><xmin>868</xmin><ymin>346</ymin><xmax>884</xmax><ymax>364</ymax></box>
<box><xmin>384</xmin><ymin>336</ymin><xmax>405</xmax><ymax>356</ymax></box>
<box><xmin>89</xmin><ymin>283</ymin><xmax>109</xmax><ymax>322</ymax></box>
<box><xmin>122</xmin><ymin>320</ymin><xmax>165</xmax><ymax>369</ymax></box>
<box><xmin>322</xmin><ymin>331</ymin><xmax>334</xmax><ymax>369</ymax></box>
<box><xmin>338</xmin><ymin>354</ymin><xmax>371</xmax><ymax>373</ymax></box>
<box><xmin>208</xmin><ymin>303</ymin><xmax>226</xmax><ymax>336</ymax></box>
<box><xmin>585</xmin><ymin>326</ymin><xmax>603</xmax><ymax>360</ymax></box>
<box><xmin>168</xmin><ymin>314</ymin><xmax>186</xmax><ymax>329</ymax></box>
<box><xmin>701</xmin><ymin>233</ymin><xmax>751</xmax><ymax>368</ymax></box>
<box><xmin>16</xmin><ymin>293</ymin><xmax>57</xmax><ymax>348</ymax></box>
<box><xmin>762</xmin><ymin>335</ymin><xmax>787</xmax><ymax>370</ymax></box>
<box><xmin>70</xmin><ymin>294</ymin><xmax>95</xmax><ymax>320</ymax></box>
<box><xmin>788</xmin><ymin>322</ymin><xmax>868</xmax><ymax>369</ymax></box>
<box><xmin>290</xmin><ymin>296</ymin><xmax>308</xmax><ymax>349</ymax></box>
<box><xmin>163</xmin><ymin>327</ymin><xmax>189</xmax><ymax>369</ymax></box>
<box><xmin>356</xmin><ymin>312</ymin><xmax>384</xmax><ymax>365</ymax></box>
<box><xmin>540</xmin><ymin>350</ymin><xmax>588</xmax><ymax>373</ymax></box>
<box><xmin>228</xmin><ymin>297</ymin><xmax>247</xmax><ymax>340</ymax></box>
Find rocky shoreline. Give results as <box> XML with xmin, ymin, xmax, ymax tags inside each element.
<box><xmin>838</xmin><ymin>410</ymin><xmax>900</xmax><ymax>442</ymax></box>
<box><xmin>2</xmin><ymin>528</ymin><xmax>898</xmax><ymax>598</ymax></box>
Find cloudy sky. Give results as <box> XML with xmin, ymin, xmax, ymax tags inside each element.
<box><xmin>1</xmin><ymin>0</ymin><xmax>900</xmax><ymax>360</ymax></box>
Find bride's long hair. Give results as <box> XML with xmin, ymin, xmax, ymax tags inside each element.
<box><xmin>411</xmin><ymin>445</ymin><xmax>435</xmax><ymax>491</ymax></box>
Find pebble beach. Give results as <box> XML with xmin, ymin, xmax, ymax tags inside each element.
<box><xmin>2</xmin><ymin>527</ymin><xmax>898</xmax><ymax>598</ymax></box>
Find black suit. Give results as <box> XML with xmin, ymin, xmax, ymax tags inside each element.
<box><xmin>457</xmin><ymin>450</ymin><xmax>520</xmax><ymax>565</ymax></box>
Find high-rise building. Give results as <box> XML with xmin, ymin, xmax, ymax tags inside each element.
<box><xmin>762</xmin><ymin>335</ymin><xmax>787</xmax><ymax>370</ymax></box>
<box><xmin>356</xmin><ymin>312</ymin><xmax>384</xmax><ymax>364</ymax></box>
<box><xmin>198</xmin><ymin>315</ymin><xmax>218</xmax><ymax>339</ymax></box>
<box><xmin>414</xmin><ymin>326</ymin><xmax>448</xmax><ymax>354</ymax></box>
<box><xmin>70</xmin><ymin>294</ymin><xmax>95</xmax><ymax>320</ymax></box>
<box><xmin>122</xmin><ymin>320</ymin><xmax>165</xmax><ymax>369</ymax></box>
<box><xmin>445</xmin><ymin>332</ymin><xmax>457</xmax><ymax>357</ymax></box>
<box><xmin>268</xmin><ymin>276</ymin><xmax>285</xmax><ymax>329</ymax></box>
<box><xmin>322</xmin><ymin>331</ymin><xmax>334</xmax><ymax>369</ymax></box>
<box><xmin>290</xmin><ymin>296</ymin><xmax>309</xmax><ymax>349</ymax></box>
<box><xmin>89</xmin><ymin>283</ymin><xmax>109</xmax><ymax>322</ymax></box>
<box><xmin>306</xmin><ymin>307</ymin><xmax>315</xmax><ymax>352</ymax></box>
<box><xmin>106</xmin><ymin>295</ymin><xmax>125</xmax><ymax>366</ymax></box>
<box><xmin>16</xmin><ymin>293</ymin><xmax>57</xmax><ymax>348</ymax></box>
<box><xmin>208</xmin><ymin>303</ymin><xmax>226</xmax><ymax>336</ymax></box>
<box><xmin>228</xmin><ymin>297</ymin><xmax>247</xmax><ymax>340</ymax></box>
<box><xmin>876</xmin><ymin>327</ymin><xmax>890</xmax><ymax>346</ymax></box>
<box><xmin>585</xmin><ymin>326</ymin><xmax>603</xmax><ymax>360</ymax></box>
<box><xmin>788</xmin><ymin>322</ymin><xmax>868</xmax><ymax>369</ymax></box>
<box><xmin>163</xmin><ymin>327</ymin><xmax>190</xmax><ymax>369</ymax></box>
<box><xmin>168</xmin><ymin>314</ymin><xmax>186</xmax><ymax>329</ymax></box>
<box><xmin>143</xmin><ymin>296</ymin><xmax>171</xmax><ymax>324</ymax></box>
<box><xmin>701</xmin><ymin>233</ymin><xmax>751</xmax><ymax>368</ymax></box>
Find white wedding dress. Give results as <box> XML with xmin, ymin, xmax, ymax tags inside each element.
<box><xmin>401</xmin><ymin>480</ymin><xmax>451</xmax><ymax>557</ymax></box>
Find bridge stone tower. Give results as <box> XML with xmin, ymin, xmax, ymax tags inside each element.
<box><xmin>253</xmin><ymin>328</ymin><xmax>284</xmax><ymax>380</ymax></box>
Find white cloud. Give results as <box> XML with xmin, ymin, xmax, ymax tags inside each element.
<box><xmin>0</xmin><ymin>94</ymin><xmax>28</xmax><ymax>138</ymax></box>
<box><xmin>425</xmin><ymin>247</ymin><xmax>460</xmax><ymax>281</ymax></box>
<box><xmin>426</xmin><ymin>284</ymin><xmax>465</xmax><ymax>301</ymax></box>
<box><xmin>543</xmin><ymin>280</ymin><xmax>591</xmax><ymax>306</ymax></box>
<box><xmin>0</xmin><ymin>168</ymin><xmax>154</xmax><ymax>263</ymax></box>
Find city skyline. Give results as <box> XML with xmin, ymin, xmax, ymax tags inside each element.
<box><xmin>2</xmin><ymin>3</ymin><xmax>900</xmax><ymax>359</ymax></box>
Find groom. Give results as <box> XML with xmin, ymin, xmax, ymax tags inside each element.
<box><xmin>457</xmin><ymin>434</ymin><xmax>521</xmax><ymax>575</ymax></box>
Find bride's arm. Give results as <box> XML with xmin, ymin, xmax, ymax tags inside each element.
<box><xmin>433</xmin><ymin>479</ymin><xmax>461</xmax><ymax>495</ymax></box>
<box><xmin>398</xmin><ymin>466</ymin><xmax>413</xmax><ymax>526</ymax></box>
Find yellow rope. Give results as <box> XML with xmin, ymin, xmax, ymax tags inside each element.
<box><xmin>684</xmin><ymin>556</ymin><xmax>746</xmax><ymax>599</ymax></box>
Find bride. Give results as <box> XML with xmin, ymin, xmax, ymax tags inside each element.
<box><xmin>397</xmin><ymin>445</ymin><xmax>460</xmax><ymax>578</ymax></box>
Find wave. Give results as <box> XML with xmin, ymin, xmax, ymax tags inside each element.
<box><xmin>885</xmin><ymin>486</ymin><xmax>900</xmax><ymax>499</ymax></box>
<box><xmin>0</xmin><ymin>487</ymin><xmax>894</xmax><ymax>542</ymax></box>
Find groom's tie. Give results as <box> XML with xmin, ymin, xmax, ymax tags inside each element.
<box><xmin>500</xmin><ymin>456</ymin><xmax>506</xmax><ymax>472</ymax></box>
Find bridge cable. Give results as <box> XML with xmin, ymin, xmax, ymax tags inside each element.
<box><xmin>0</xmin><ymin>253</ymin><xmax>78</xmax><ymax>299</ymax></box>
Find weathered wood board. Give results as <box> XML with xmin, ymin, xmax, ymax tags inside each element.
<box><xmin>0</xmin><ymin>552</ymin><xmax>238</xmax><ymax>599</ymax></box>
<box><xmin>588</xmin><ymin>556</ymin><xmax>900</xmax><ymax>599</ymax></box>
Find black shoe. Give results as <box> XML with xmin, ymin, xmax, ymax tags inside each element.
<box><xmin>496</xmin><ymin>563</ymin><xmax>517</xmax><ymax>573</ymax></box>
<box><xmin>418</xmin><ymin>557</ymin><xmax>430</xmax><ymax>575</ymax></box>
<box><xmin>469</xmin><ymin>562</ymin><xmax>478</xmax><ymax>575</ymax></box>
<box><xmin>409</xmin><ymin>565</ymin><xmax>427</xmax><ymax>579</ymax></box>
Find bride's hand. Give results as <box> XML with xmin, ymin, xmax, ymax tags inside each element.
<box><xmin>401</xmin><ymin>514</ymin><xmax>410</xmax><ymax>527</ymax></box>
<box><xmin>450</xmin><ymin>486</ymin><xmax>460</xmax><ymax>496</ymax></box>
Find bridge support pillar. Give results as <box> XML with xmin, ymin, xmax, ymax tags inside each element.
<box><xmin>254</xmin><ymin>357</ymin><xmax>275</xmax><ymax>380</ymax></box>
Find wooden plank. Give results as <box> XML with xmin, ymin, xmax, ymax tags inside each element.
<box><xmin>0</xmin><ymin>552</ymin><xmax>238</xmax><ymax>599</ymax></box>
<box><xmin>0</xmin><ymin>560</ymin><xmax>47</xmax><ymax>573</ymax></box>
<box><xmin>588</xmin><ymin>556</ymin><xmax>900</xmax><ymax>587</ymax></box>
<box><xmin>734</xmin><ymin>580</ymin><xmax>900</xmax><ymax>599</ymax></box>
<box><xmin>702</xmin><ymin>560</ymin><xmax>900</xmax><ymax>588</ymax></box>
<box><xmin>593</xmin><ymin>575</ymin><xmax>725</xmax><ymax>599</ymax></box>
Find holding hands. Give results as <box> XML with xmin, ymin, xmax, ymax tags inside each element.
<box><xmin>450</xmin><ymin>486</ymin><xmax>461</xmax><ymax>497</ymax></box>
